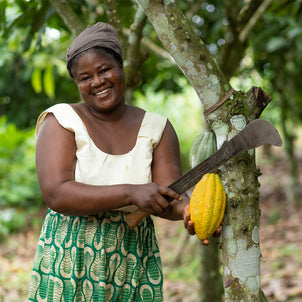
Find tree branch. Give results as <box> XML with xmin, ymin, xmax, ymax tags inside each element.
<box><xmin>244</xmin><ymin>86</ymin><xmax>272</xmax><ymax>121</ymax></box>
<box><xmin>219</xmin><ymin>0</ymin><xmax>270</xmax><ymax>78</ymax></box>
<box><xmin>122</xmin><ymin>28</ymin><xmax>172</xmax><ymax>61</ymax></box>
<box><xmin>124</xmin><ymin>4</ymin><xmax>147</xmax><ymax>88</ymax></box>
<box><xmin>48</xmin><ymin>0</ymin><xmax>85</xmax><ymax>37</ymax></box>
<box><xmin>239</xmin><ymin>0</ymin><xmax>273</xmax><ymax>42</ymax></box>
<box><xmin>103</xmin><ymin>0</ymin><xmax>126</xmax><ymax>46</ymax></box>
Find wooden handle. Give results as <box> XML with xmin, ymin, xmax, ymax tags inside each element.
<box><xmin>126</xmin><ymin>209</ymin><xmax>149</xmax><ymax>227</ymax></box>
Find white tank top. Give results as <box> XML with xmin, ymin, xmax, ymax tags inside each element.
<box><xmin>36</xmin><ymin>103</ymin><xmax>167</xmax><ymax>212</ymax></box>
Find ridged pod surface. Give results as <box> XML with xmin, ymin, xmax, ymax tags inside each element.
<box><xmin>189</xmin><ymin>173</ymin><xmax>226</xmax><ymax>240</ymax></box>
<box><xmin>189</xmin><ymin>131</ymin><xmax>217</xmax><ymax>168</ymax></box>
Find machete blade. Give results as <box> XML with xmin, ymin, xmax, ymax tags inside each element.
<box><xmin>169</xmin><ymin>119</ymin><xmax>282</xmax><ymax>195</ymax></box>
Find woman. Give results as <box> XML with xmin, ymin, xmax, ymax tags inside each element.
<box><xmin>28</xmin><ymin>22</ymin><xmax>194</xmax><ymax>301</ymax></box>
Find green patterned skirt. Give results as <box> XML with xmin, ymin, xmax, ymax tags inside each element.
<box><xmin>28</xmin><ymin>209</ymin><xmax>163</xmax><ymax>301</ymax></box>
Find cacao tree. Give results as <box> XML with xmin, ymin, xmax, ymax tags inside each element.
<box><xmin>136</xmin><ymin>2</ymin><xmax>269</xmax><ymax>300</ymax></box>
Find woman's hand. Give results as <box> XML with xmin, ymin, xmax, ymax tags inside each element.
<box><xmin>183</xmin><ymin>204</ymin><xmax>223</xmax><ymax>246</ymax></box>
<box><xmin>129</xmin><ymin>183</ymin><xmax>183</xmax><ymax>216</ymax></box>
<box><xmin>183</xmin><ymin>204</ymin><xmax>195</xmax><ymax>235</ymax></box>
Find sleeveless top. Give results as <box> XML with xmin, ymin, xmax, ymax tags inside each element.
<box><xmin>35</xmin><ymin>103</ymin><xmax>168</xmax><ymax>213</ymax></box>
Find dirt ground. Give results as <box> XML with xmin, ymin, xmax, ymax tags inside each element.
<box><xmin>0</xmin><ymin>146</ymin><xmax>301</xmax><ymax>301</ymax></box>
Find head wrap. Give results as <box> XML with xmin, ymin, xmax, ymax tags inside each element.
<box><xmin>66</xmin><ymin>22</ymin><xmax>123</xmax><ymax>68</ymax></box>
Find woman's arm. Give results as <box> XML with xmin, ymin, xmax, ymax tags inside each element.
<box><xmin>151</xmin><ymin>120</ymin><xmax>189</xmax><ymax>220</ymax></box>
<box><xmin>36</xmin><ymin>114</ymin><xmax>182</xmax><ymax>216</ymax></box>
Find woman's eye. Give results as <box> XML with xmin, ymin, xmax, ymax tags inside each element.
<box><xmin>80</xmin><ymin>76</ymin><xmax>90</xmax><ymax>81</ymax></box>
<box><xmin>100</xmin><ymin>68</ymin><xmax>110</xmax><ymax>74</ymax></box>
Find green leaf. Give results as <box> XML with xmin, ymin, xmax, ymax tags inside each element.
<box><xmin>31</xmin><ymin>68</ymin><xmax>42</xmax><ymax>94</ymax></box>
<box><xmin>260</xmin><ymin>289</ymin><xmax>268</xmax><ymax>302</ymax></box>
<box><xmin>266</xmin><ymin>37</ymin><xmax>287</xmax><ymax>53</ymax></box>
<box><xmin>43</xmin><ymin>65</ymin><xmax>55</xmax><ymax>99</ymax></box>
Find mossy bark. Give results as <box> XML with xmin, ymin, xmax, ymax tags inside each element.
<box><xmin>220</xmin><ymin>152</ymin><xmax>262</xmax><ymax>301</ymax></box>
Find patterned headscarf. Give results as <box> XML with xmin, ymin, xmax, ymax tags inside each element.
<box><xmin>66</xmin><ymin>22</ymin><xmax>123</xmax><ymax>69</ymax></box>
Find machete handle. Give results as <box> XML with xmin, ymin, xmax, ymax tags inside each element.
<box><xmin>126</xmin><ymin>209</ymin><xmax>148</xmax><ymax>227</ymax></box>
<box><xmin>126</xmin><ymin>194</ymin><xmax>175</xmax><ymax>227</ymax></box>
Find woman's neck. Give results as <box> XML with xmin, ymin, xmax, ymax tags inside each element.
<box><xmin>85</xmin><ymin>102</ymin><xmax>129</xmax><ymax>122</ymax></box>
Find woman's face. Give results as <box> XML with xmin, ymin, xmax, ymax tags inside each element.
<box><xmin>73</xmin><ymin>49</ymin><xmax>126</xmax><ymax>113</ymax></box>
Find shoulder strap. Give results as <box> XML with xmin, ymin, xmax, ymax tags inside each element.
<box><xmin>35</xmin><ymin>103</ymin><xmax>85</xmax><ymax>137</ymax></box>
<box><xmin>138</xmin><ymin>112</ymin><xmax>167</xmax><ymax>147</ymax></box>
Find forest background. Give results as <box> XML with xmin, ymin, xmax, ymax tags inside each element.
<box><xmin>0</xmin><ymin>0</ymin><xmax>302</xmax><ymax>301</ymax></box>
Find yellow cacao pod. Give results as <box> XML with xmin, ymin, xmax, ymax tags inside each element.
<box><xmin>189</xmin><ymin>173</ymin><xmax>226</xmax><ymax>241</ymax></box>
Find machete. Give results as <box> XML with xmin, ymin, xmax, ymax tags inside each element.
<box><xmin>126</xmin><ymin>119</ymin><xmax>283</xmax><ymax>227</ymax></box>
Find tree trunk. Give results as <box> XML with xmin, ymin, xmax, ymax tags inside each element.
<box><xmin>199</xmin><ymin>238</ymin><xmax>223</xmax><ymax>301</ymax></box>
<box><xmin>279</xmin><ymin>93</ymin><xmax>298</xmax><ymax>210</ymax></box>
<box><xmin>137</xmin><ymin>1</ymin><xmax>272</xmax><ymax>300</ymax></box>
<box><xmin>137</xmin><ymin>0</ymin><xmax>230</xmax><ymax>107</ymax></box>
<box><xmin>272</xmin><ymin>66</ymin><xmax>299</xmax><ymax>210</ymax></box>
<box><xmin>220</xmin><ymin>152</ymin><xmax>262</xmax><ymax>300</ymax></box>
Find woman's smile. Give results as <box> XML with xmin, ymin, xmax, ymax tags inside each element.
<box><xmin>95</xmin><ymin>87</ymin><xmax>111</xmax><ymax>96</ymax></box>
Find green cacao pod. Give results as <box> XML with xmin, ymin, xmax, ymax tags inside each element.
<box><xmin>189</xmin><ymin>131</ymin><xmax>217</xmax><ymax>168</ymax></box>
<box><xmin>189</xmin><ymin>173</ymin><xmax>226</xmax><ymax>240</ymax></box>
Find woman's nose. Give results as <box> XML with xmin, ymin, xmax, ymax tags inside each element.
<box><xmin>91</xmin><ymin>74</ymin><xmax>105</xmax><ymax>87</ymax></box>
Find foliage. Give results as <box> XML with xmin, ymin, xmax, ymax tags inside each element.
<box><xmin>0</xmin><ymin>0</ymin><xmax>78</xmax><ymax>128</ymax></box>
<box><xmin>0</xmin><ymin>1</ymin><xmax>302</xmax><ymax>300</ymax></box>
<box><xmin>0</xmin><ymin>116</ymin><xmax>42</xmax><ymax>239</ymax></box>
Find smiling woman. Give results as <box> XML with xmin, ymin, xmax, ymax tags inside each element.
<box><xmin>27</xmin><ymin>22</ymin><xmax>192</xmax><ymax>302</ymax></box>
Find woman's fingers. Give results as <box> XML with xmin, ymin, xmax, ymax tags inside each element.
<box><xmin>186</xmin><ymin>220</ymin><xmax>195</xmax><ymax>235</ymax></box>
<box><xmin>158</xmin><ymin>186</ymin><xmax>183</xmax><ymax>202</ymax></box>
<box><xmin>202</xmin><ymin>239</ymin><xmax>210</xmax><ymax>246</ymax></box>
<box><xmin>146</xmin><ymin>185</ymin><xmax>182</xmax><ymax>216</ymax></box>
<box><xmin>213</xmin><ymin>228</ymin><xmax>222</xmax><ymax>237</ymax></box>
<box><xmin>182</xmin><ymin>204</ymin><xmax>195</xmax><ymax>235</ymax></box>
<box><xmin>131</xmin><ymin>183</ymin><xmax>183</xmax><ymax>216</ymax></box>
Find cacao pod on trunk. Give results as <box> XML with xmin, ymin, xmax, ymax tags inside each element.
<box><xmin>189</xmin><ymin>173</ymin><xmax>226</xmax><ymax>241</ymax></box>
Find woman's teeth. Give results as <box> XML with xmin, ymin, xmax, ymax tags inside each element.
<box><xmin>95</xmin><ymin>88</ymin><xmax>110</xmax><ymax>96</ymax></box>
